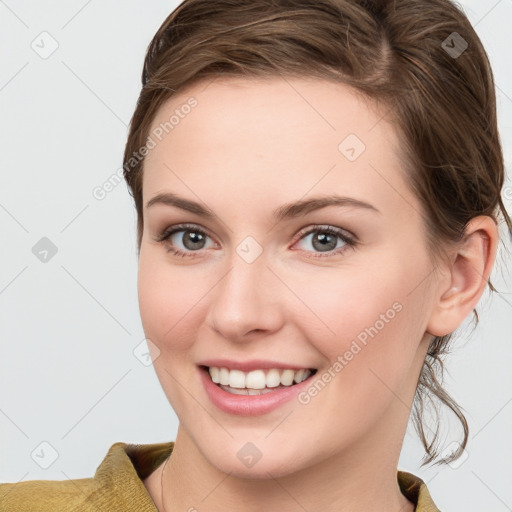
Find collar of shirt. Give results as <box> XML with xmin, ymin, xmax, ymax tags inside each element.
<box><xmin>0</xmin><ymin>441</ymin><xmax>441</xmax><ymax>511</ymax></box>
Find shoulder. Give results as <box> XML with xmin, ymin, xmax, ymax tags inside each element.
<box><xmin>0</xmin><ymin>476</ymin><xmax>97</xmax><ymax>511</ymax></box>
<box><xmin>0</xmin><ymin>441</ymin><xmax>172</xmax><ymax>512</ymax></box>
<box><xmin>398</xmin><ymin>470</ymin><xmax>441</xmax><ymax>512</ymax></box>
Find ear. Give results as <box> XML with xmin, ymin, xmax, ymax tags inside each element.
<box><xmin>426</xmin><ymin>215</ymin><xmax>499</xmax><ymax>337</ymax></box>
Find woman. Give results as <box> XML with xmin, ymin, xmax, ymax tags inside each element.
<box><xmin>1</xmin><ymin>0</ymin><xmax>510</xmax><ymax>510</ymax></box>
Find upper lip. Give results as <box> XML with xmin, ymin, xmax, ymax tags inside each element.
<box><xmin>198</xmin><ymin>359</ymin><xmax>316</xmax><ymax>372</ymax></box>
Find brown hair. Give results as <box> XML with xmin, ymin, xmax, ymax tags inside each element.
<box><xmin>122</xmin><ymin>0</ymin><xmax>512</xmax><ymax>465</ymax></box>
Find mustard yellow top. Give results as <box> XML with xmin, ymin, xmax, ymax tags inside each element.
<box><xmin>0</xmin><ymin>441</ymin><xmax>441</xmax><ymax>511</ymax></box>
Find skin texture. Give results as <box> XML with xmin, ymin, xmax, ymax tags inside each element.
<box><xmin>137</xmin><ymin>77</ymin><xmax>498</xmax><ymax>512</ymax></box>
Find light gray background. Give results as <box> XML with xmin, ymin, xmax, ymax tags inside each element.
<box><xmin>1</xmin><ymin>1</ymin><xmax>511</xmax><ymax>510</ymax></box>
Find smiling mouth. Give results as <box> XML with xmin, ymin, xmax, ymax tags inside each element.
<box><xmin>199</xmin><ymin>365</ymin><xmax>318</xmax><ymax>395</ymax></box>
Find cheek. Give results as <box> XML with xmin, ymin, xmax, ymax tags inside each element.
<box><xmin>294</xmin><ymin>274</ymin><xmax>426</xmax><ymax>434</ymax></box>
<box><xmin>137</xmin><ymin>251</ymin><xmax>210</xmax><ymax>353</ymax></box>
<box><xmin>289</xmin><ymin>256</ymin><xmax>430</xmax><ymax>384</ymax></box>
<box><xmin>286</xmin><ymin>263</ymin><xmax>404</xmax><ymax>346</ymax></box>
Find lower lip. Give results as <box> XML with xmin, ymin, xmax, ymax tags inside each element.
<box><xmin>199</xmin><ymin>366</ymin><xmax>317</xmax><ymax>416</ymax></box>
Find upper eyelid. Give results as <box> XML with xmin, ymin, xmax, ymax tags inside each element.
<box><xmin>296</xmin><ymin>224</ymin><xmax>356</xmax><ymax>241</ymax></box>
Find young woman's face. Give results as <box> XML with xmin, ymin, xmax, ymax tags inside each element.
<box><xmin>138</xmin><ymin>77</ymin><xmax>438</xmax><ymax>478</ymax></box>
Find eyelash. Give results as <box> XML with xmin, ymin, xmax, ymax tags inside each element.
<box><xmin>153</xmin><ymin>223</ymin><xmax>357</xmax><ymax>259</ymax></box>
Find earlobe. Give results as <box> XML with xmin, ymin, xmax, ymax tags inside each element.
<box><xmin>426</xmin><ymin>216</ymin><xmax>498</xmax><ymax>337</ymax></box>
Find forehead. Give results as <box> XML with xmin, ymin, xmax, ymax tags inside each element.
<box><xmin>147</xmin><ymin>76</ymin><xmax>393</xmax><ymax>152</ymax></box>
<box><xmin>142</xmin><ymin>77</ymin><xmax>414</xmax><ymax>218</ymax></box>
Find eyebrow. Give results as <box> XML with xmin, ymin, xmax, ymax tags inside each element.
<box><xmin>145</xmin><ymin>192</ymin><xmax>380</xmax><ymax>221</ymax></box>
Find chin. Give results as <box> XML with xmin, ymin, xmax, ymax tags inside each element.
<box><xmin>200</xmin><ymin>440</ymin><xmax>310</xmax><ymax>480</ymax></box>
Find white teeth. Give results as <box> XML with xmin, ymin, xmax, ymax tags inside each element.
<box><xmin>219</xmin><ymin>385</ymin><xmax>281</xmax><ymax>395</ymax></box>
<box><xmin>207</xmin><ymin>366</ymin><xmax>313</xmax><ymax>389</ymax></box>
<box><xmin>280</xmin><ymin>369</ymin><xmax>295</xmax><ymax>386</ymax></box>
<box><xmin>229</xmin><ymin>369</ymin><xmax>246</xmax><ymax>389</ymax></box>
<box><xmin>266</xmin><ymin>369</ymin><xmax>281</xmax><ymax>388</ymax></box>
<box><xmin>245</xmin><ymin>369</ymin><xmax>266</xmax><ymax>389</ymax></box>
<box><xmin>219</xmin><ymin>367</ymin><xmax>230</xmax><ymax>386</ymax></box>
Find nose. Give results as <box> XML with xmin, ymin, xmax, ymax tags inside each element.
<box><xmin>205</xmin><ymin>254</ymin><xmax>285</xmax><ymax>341</ymax></box>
